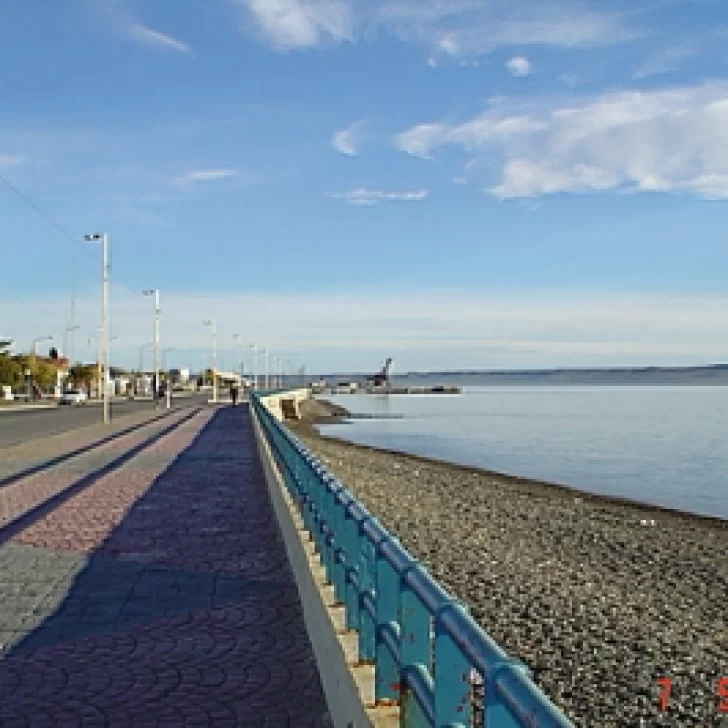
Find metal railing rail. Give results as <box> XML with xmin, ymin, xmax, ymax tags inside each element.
<box><xmin>251</xmin><ymin>392</ymin><xmax>576</xmax><ymax>728</ymax></box>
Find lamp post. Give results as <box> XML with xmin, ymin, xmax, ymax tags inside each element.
<box><xmin>84</xmin><ymin>233</ymin><xmax>110</xmax><ymax>424</ymax></box>
<box><xmin>261</xmin><ymin>348</ymin><xmax>269</xmax><ymax>389</ymax></box>
<box><xmin>31</xmin><ymin>335</ymin><xmax>54</xmax><ymax>357</ymax></box>
<box><xmin>63</xmin><ymin>325</ymin><xmax>79</xmax><ymax>364</ymax></box>
<box><xmin>88</xmin><ymin>330</ymin><xmax>118</xmax><ymax>400</ymax></box>
<box><xmin>233</xmin><ymin>334</ymin><xmax>245</xmax><ymax>385</ymax></box>
<box><xmin>204</xmin><ymin>320</ymin><xmax>217</xmax><ymax>403</ymax></box>
<box><xmin>142</xmin><ymin>289</ymin><xmax>160</xmax><ymax>408</ymax></box>
<box><xmin>249</xmin><ymin>344</ymin><xmax>258</xmax><ymax>390</ymax></box>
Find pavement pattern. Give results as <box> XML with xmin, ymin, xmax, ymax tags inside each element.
<box><xmin>0</xmin><ymin>406</ymin><xmax>331</xmax><ymax>727</ymax></box>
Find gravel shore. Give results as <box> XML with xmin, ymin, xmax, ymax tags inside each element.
<box><xmin>290</xmin><ymin>399</ymin><xmax>727</xmax><ymax>726</ymax></box>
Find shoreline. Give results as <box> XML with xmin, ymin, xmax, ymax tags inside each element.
<box><xmin>315</xmin><ymin>430</ymin><xmax>728</xmax><ymax>527</ymax></box>
<box><xmin>293</xmin><ymin>401</ymin><xmax>726</xmax><ymax>527</ymax></box>
<box><xmin>289</xmin><ymin>398</ymin><xmax>727</xmax><ymax>725</ymax></box>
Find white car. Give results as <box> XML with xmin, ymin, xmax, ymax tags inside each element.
<box><xmin>60</xmin><ymin>389</ymin><xmax>88</xmax><ymax>405</ymax></box>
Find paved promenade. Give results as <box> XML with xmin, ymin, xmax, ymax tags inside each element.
<box><xmin>0</xmin><ymin>406</ymin><xmax>331</xmax><ymax>727</ymax></box>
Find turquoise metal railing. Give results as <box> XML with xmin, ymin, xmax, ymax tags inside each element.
<box><xmin>251</xmin><ymin>392</ymin><xmax>575</xmax><ymax>728</ymax></box>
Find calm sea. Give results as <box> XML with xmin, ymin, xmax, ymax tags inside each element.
<box><xmin>320</xmin><ymin>386</ymin><xmax>728</xmax><ymax>520</ymax></box>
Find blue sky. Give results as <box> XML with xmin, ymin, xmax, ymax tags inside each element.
<box><xmin>2</xmin><ymin>0</ymin><xmax>728</xmax><ymax>373</ymax></box>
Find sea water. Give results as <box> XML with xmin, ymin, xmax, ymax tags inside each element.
<box><xmin>320</xmin><ymin>386</ymin><xmax>728</xmax><ymax>520</ymax></box>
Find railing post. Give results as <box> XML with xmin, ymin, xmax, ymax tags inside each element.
<box><xmin>434</xmin><ymin>603</ymin><xmax>473</xmax><ymax>727</ymax></box>
<box><xmin>375</xmin><ymin>545</ymin><xmax>401</xmax><ymax>705</ymax></box>
<box><xmin>344</xmin><ymin>505</ymin><xmax>360</xmax><ymax>631</ymax></box>
<box><xmin>330</xmin><ymin>484</ymin><xmax>347</xmax><ymax>604</ymax></box>
<box><xmin>358</xmin><ymin>522</ymin><xmax>376</xmax><ymax>663</ymax></box>
<box><xmin>400</xmin><ymin>564</ymin><xmax>431</xmax><ymax>728</ymax></box>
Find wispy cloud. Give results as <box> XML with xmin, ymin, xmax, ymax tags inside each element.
<box><xmin>394</xmin><ymin>123</ymin><xmax>448</xmax><ymax>159</ymax></box>
<box><xmin>171</xmin><ymin>169</ymin><xmax>238</xmax><ymax>186</ymax></box>
<box><xmin>127</xmin><ymin>23</ymin><xmax>193</xmax><ymax>54</ymax></box>
<box><xmin>379</xmin><ymin>2</ymin><xmax>642</xmax><ymax>62</ymax></box>
<box><xmin>236</xmin><ymin>0</ymin><xmax>641</xmax><ymax>59</ymax></box>
<box><xmin>5</xmin><ymin>285</ymin><xmax>728</xmax><ymax>370</ymax></box>
<box><xmin>395</xmin><ymin>82</ymin><xmax>728</xmax><ymax>200</ymax></box>
<box><xmin>94</xmin><ymin>0</ymin><xmax>193</xmax><ymax>54</ymax></box>
<box><xmin>632</xmin><ymin>38</ymin><xmax>701</xmax><ymax>79</ymax></box>
<box><xmin>559</xmin><ymin>72</ymin><xmax>583</xmax><ymax>87</ymax></box>
<box><xmin>0</xmin><ymin>154</ymin><xmax>23</xmax><ymax>168</ymax></box>
<box><xmin>237</xmin><ymin>0</ymin><xmax>354</xmax><ymax>51</ymax></box>
<box><xmin>331</xmin><ymin>120</ymin><xmax>367</xmax><ymax>155</ymax></box>
<box><xmin>330</xmin><ymin>187</ymin><xmax>429</xmax><ymax>205</ymax></box>
<box><xmin>506</xmin><ymin>56</ymin><xmax>532</xmax><ymax>77</ymax></box>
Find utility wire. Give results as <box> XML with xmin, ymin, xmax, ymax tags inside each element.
<box><xmin>0</xmin><ymin>170</ymin><xmax>94</xmax><ymax>362</ymax></box>
<box><xmin>0</xmin><ymin>171</ymin><xmax>78</xmax><ymax>245</ymax></box>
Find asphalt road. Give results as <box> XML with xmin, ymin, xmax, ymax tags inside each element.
<box><xmin>0</xmin><ymin>395</ymin><xmax>210</xmax><ymax>449</ymax></box>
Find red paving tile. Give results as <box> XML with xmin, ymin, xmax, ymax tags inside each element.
<box><xmin>12</xmin><ymin>413</ymin><xmax>212</xmax><ymax>554</ymax></box>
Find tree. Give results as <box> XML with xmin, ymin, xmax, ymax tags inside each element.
<box><xmin>0</xmin><ymin>356</ymin><xmax>20</xmax><ymax>387</ymax></box>
<box><xmin>68</xmin><ymin>364</ymin><xmax>96</xmax><ymax>392</ymax></box>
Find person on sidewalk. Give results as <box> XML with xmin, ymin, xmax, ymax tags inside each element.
<box><xmin>230</xmin><ymin>383</ymin><xmax>239</xmax><ymax>406</ymax></box>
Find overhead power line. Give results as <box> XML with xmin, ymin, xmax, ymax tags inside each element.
<box><xmin>0</xmin><ymin>171</ymin><xmax>78</xmax><ymax>245</ymax></box>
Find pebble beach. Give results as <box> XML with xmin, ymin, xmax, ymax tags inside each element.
<box><xmin>290</xmin><ymin>398</ymin><xmax>728</xmax><ymax>726</ymax></box>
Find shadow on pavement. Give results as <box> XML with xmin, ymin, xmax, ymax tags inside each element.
<box><xmin>0</xmin><ymin>405</ymin><xmax>331</xmax><ymax>727</ymax></box>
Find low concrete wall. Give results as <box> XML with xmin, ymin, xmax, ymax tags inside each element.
<box><xmin>260</xmin><ymin>387</ymin><xmax>310</xmax><ymax>422</ymax></box>
<box><xmin>250</xmin><ymin>403</ymin><xmax>398</xmax><ymax>728</ymax></box>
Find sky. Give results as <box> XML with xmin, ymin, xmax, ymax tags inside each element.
<box><xmin>2</xmin><ymin>0</ymin><xmax>728</xmax><ymax>373</ymax></box>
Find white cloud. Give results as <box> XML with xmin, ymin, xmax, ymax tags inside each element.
<box><xmin>379</xmin><ymin>2</ymin><xmax>641</xmax><ymax>61</ymax></box>
<box><xmin>236</xmin><ymin>0</ymin><xmax>640</xmax><ymax>58</ymax></box>
<box><xmin>394</xmin><ymin>123</ymin><xmax>448</xmax><ymax>158</ymax></box>
<box><xmin>94</xmin><ymin>1</ymin><xmax>193</xmax><ymax>54</ymax></box>
<box><xmin>0</xmin><ymin>154</ymin><xmax>23</xmax><ymax>168</ymax></box>
<box><xmin>127</xmin><ymin>23</ymin><xmax>193</xmax><ymax>54</ymax></box>
<box><xmin>395</xmin><ymin>82</ymin><xmax>728</xmax><ymax>199</ymax></box>
<box><xmin>331</xmin><ymin>121</ymin><xmax>367</xmax><ymax>155</ymax></box>
<box><xmin>330</xmin><ymin>187</ymin><xmax>429</xmax><ymax>205</ymax></box>
<box><xmin>238</xmin><ymin>0</ymin><xmax>353</xmax><ymax>50</ymax></box>
<box><xmin>632</xmin><ymin>39</ymin><xmax>701</xmax><ymax>79</ymax></box>
<box><xmin>171</xmin><ymin>169</ymin><xmax>238</xmax><ymax>186</ymax></box>
<box><xmin>559</xmin><ymin>72</ymin><xmax>583</xmax><ymax>87</ymax></box>
<box><xmin>506</xmin><ymin>56</ymin><xmax>532</xmax><ymax>77</ymax></box>
<box><xmin>5</xmin><ymin>285</ymin><xmax>728</xmax><ymax>371</ymax></box>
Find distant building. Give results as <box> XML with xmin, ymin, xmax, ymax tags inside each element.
<box><xmin>169</xmin><ymin>368</ymin><xmax>190</xmax><ymax>385</ymax></box>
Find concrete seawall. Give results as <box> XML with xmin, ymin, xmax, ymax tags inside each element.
<box><xmin>252</xmin><ymin>395</ymin><xmax>398</xmax><ymax>728</ymax></box>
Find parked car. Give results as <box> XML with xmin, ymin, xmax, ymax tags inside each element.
<box><xmin>60</xmin><ymin>389</ymin><xmax>87</xmax><ymax>405</ymax></box>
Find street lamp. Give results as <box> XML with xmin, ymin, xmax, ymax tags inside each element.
<box><xmin>63</xmin><ymin>325</ymin><xmax>79</xmax><ymax>364</ymax></box>
<box><xmin>162</xmin><ymin>347</ymin><xmax>175</xmax><ymax>371</ymax></box>
<box><xmin>31</xmin><ymin>335</ymin><xmax>54</xmax><ymax>357</ymax></box>
<box><xmin>88</xmin><ymin>330</ymin><xmax>118</xmax><ymax>401</ymax></box>
<box><xmin>261</xmin><ymin>348</ymin><xmax>269</xmax><ymax>389</ymax></box>
<box><xmin>203</xmin><ymin>320</ymin><xmax>217</xmax><ymax>403</ymax></box>
<box><xmin>233</xmin><ymin>334</ymin><xmax>245</xmax><ymax>384</ymax></box>
<box><xmin>84</xmin><ymin>232</ymin><xmax>110</xmax><ymax>424</ymax></box>
<box><xmin>142</xmin><ymin>289</ymin><xmax>160</xmax><ymax>409</ymax></box>
<box><xmin>249</xmin><ymin>344</ymin><xmax>258</xmax><ymax>390</ymax></box>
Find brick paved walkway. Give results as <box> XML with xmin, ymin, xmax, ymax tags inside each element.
<box><xmin>0</xmin><ymin>406</ymin><xmax>332</xmax><ymax>727</ymax></box>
